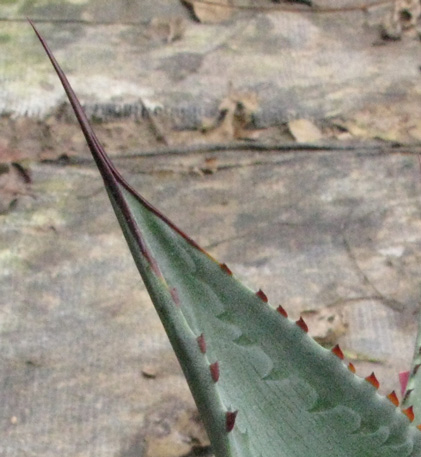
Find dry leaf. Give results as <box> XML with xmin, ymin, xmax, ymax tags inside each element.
<box><xmin>301</xmin><ymin>307</ymin><xmax>348</xmax><ymax>346</ymax></box>
<box><xmin>144</xmin><ymin>402</ymin><xmax>209</xmax><ymax>457</ymax></box>
<box><xmin>141</xmin><ymin>364</ymin><xmax>159</xmax><ymax>378</ymax></box>
<box><xmin>341</xmin><ymin>108</ymin><xmax>406</xmax><ymax>142</ymax></box>
<box><xmin>146</xmin><ymin>17</ymin><xmax>186</xmax><ymax>43</ymax></box>
<box><xmin>0</xmin><ymin>163</ymin><xmax>32</xmax><ymax>214</ymax></box>
<box><xmin>201</xmin><ymin>89</ymin><xmax>260</xmax><ymax>141</ymax></box>
<box><xmin>381</xmin><ymin>0</ymin><xmax>420</xmax><ymax>39</ymax></box>
<box><xmin>185</xmin><ymin>0</ymin><xmax>234</xmax><ymax>23</ymax></box>
<box><xmin>288</xmin><ymin>118</ymin><xmax>323</xmax><ymax>142</ymax></box>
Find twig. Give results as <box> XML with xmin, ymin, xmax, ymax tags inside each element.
<box><xmin>111</xmin><ymin>141</ymin><xmax>421</xmax><ymax>158</ymax></box>
<box><xmin>182</xmin><ymin>0</ymin><xmax>394</xmax><ymax>14</ymax></box>
<box><xmin>41</xmin><ymin>141</ymin><xmax>421</xmax><ymax>166</ymax></box>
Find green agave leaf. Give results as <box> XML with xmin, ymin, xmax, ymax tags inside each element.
<box><xmin>403</xmin><ymin>313</ymin><xmax>421</xmax><ymax>425</ymax></box>
<box><xmin>31</xmin><ymin>21</ymin><xmax>421</xmax><ymax>457</ymax></box>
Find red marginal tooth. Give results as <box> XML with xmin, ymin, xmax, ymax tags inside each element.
<box><xmin>295</xmin><ymin>317</ymin><xmax>308</xmax><ymax>333</ymax></box>
<box><xmin>170</xmin><ymin>287</ymin><xmax>180</xmax><ymax>306</ymax></box>
<box><xmin>387</xmin><ymin>391</ymin><xmax>400</xmax><ymax>407</ymax></box>
<box><xmin>348</xmin><ymin>363</ymin><xmax>356</xmax><ymax>374</ymax></box>
<box><xmin>276</xmin><ymin>305</ymin><xmax>288</xmax><ymax>318</ymax></box>
<box><xmin>197</xmin><ymin>333</ymin><xmax>206</xmax><ymax>354</ymax></box>
<box><xmin>220</xmin><ymin>263</ymin><xmax>233</xmax><ymax>275</ymax></box>
<box><xmin>400</xmin><ymin>372</ymin><xmax>410</xmax><ymax>396</ymax></box>
<box><xmin>402</xmin><ymin>406</ymin><xmax>415</xmax><ymax>422</ymax></box>
<box><xmin>210</xmin><ymin>362</ymin><xmax>220</xmax><ymax>382</ymax></box>
<box><xmin>417</xmin><ymin>424</ymin><xmax>421</xmax><ymax>431</ymax></box>
<box><xmin>331</xmin><ymin>344</ymin><xmax>344</xmax><ymax>360</ymax></box>
<box><xmin>403</xmin><ymin>389</ymin><xmax>413</xmax><ymax>404</ymax></box>
<box><xmin>225</xmin><ymin>410</ymin><xmax>238</xmax><ymax>432</ymax></box>
<box><xmin>365</xmin><ymin>372</ymin><xmax>380</xmax><ymax>390</ymax></box>
<box><xmin>256</xmin><ymin>289</ymin><xmax>268</xmax><ymax>303</ymax></box>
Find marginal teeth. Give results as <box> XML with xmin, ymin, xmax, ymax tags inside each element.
<box><xmin>295</xmin><ymin>317</ymin><xmax>308</xmax><ymax>333</ymax></box>
<box><xmin>226</xmin><ymin>411</ymin><xmax>238</xmax><ymax>432</ymax></box>
<box><xmin>386</xmin><ymin>391</ymin><xmax>399</xmax><ymax>407</ymax></box>
<box><xmin>365</xmin><ymin>372</ymin><xmax>380</xmax><ymax>390</ymax></box>
<box><xmin>210</xmin><ymin>362</ymin><xmax>220</xmax><ymax>382</ymax></box>
<box><xmin>256</xmin><ymin>289</ymin><xmax>268</xmax><ymax>303</ymax></box>
<box><xmin>348</xmin><ymin>363</ymin><xmax>356</xmax><ymax>373</ymax></box>
<box><xmin>331</xmin><ymin>344</ymin><xmax>344</xmax><ymax>360</ymax></box>
<box><xmin>170</xmin><ymin>287</ymin><xmax>180</xmax><ymax>305</ymax></box>
<box><xmin>403</xmin><ymin>389</ymin><xmax>413</xmax><ymax>404</ymax></box>
<box><xmin>197</xmin><ymin>333</ymin><xmax>206</xmax><ymax>354</ymax></box>
<box><xmin>402</xmin><ymin>406</ymin><xmax>415</xmax><ymax>422</ymax></box>
<box><xmin>276</xmin><ymin>305</ymin><xmax>288</xmax><ymax>318</ymax></box>
<box><xmin>220</xmin><ymin>263</ymin><xmax>233</xmax><ymax>275</ymax></box>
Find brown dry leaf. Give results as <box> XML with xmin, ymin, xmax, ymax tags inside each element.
<box><xmin>381</xmin><ymin>0</ymin><xmax>421</xmax><ymax>39</ymax></box>
<box><xmin>287</xmin><ymin>118</ymin><xmax>323</xmax><ymax>142</ymax></box>
<box><xmin>141</xmin><ymin>364</ymin><xmax>159</xmax><ymax>379</ymax></box>
<box><xmin>144</xmin><ymin>402</ymin><xmax>209</xmax><ymax>457</ymax></box>
<box><xmin>0</xmin><ymin>163</ymin><xmax>32</xmax><ymax>214</ymax></box>
<box><xmin>185</xmin><ymin>0</ymin><xmax>234</xmax><ymax>23</ymax></box>
<box><xmin>339</xmin><ymin>107</ymin><xmax>410</xmax><ymax>142</ymax></box>
<box><xmin>146</xmin><ymin>17</ymin><xmax>186</xmax><ymax>43</ymax></box>
<box><xmin>201</xmin><ymin>89</ymin><xmax>260</xmax><ymax>141</ymax></box>
<box><xmin>301</xmin><ymin>307</ymin><xmax>348</xmax><ymax>346</ymax></box>
<box><xmin>200</xmin><ymin>157</ymin><xmax>219</xmax><ymax>174</ymax></box>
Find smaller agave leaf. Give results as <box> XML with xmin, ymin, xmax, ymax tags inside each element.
<box><xmin>402</xmin><ymin>312</ymin><xmax>421</xmax><ymax>427</ymax></box>
<box><xmin>30</xmin><ymin>21</ymin><xmax>421</xmax><ymax>457</ymax></box>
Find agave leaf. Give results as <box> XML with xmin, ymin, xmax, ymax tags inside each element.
<box><xmin>402</xmin><ymin>313</ymin><xmax>421</xmax><ymax>425</ymax></box>
<box><xmin>31</xmin><ymin>21</ymin><xmax>421</xmax><ymax>457</ymax></box>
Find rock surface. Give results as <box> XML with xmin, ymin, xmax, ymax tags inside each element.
<box><xmin>2</xmin><ymin>1</ymin><xmax>421</xmax><ymax>456</ymax></box>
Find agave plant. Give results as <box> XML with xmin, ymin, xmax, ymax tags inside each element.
<box><xmin>30</xmin><ymin>20</ymin><xmax>421</xmax><ymax>457</ymax></box>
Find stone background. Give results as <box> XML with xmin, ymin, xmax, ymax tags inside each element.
<box><xmin>2</xmin><ymin>1</ymin><xmax>421</xmax><ymax>456</ymax></box>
